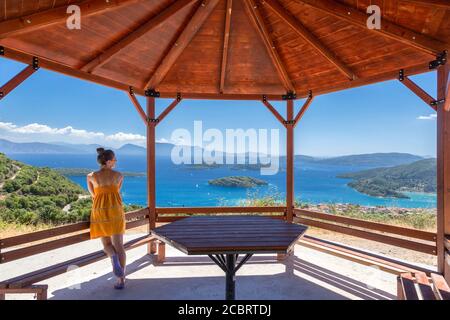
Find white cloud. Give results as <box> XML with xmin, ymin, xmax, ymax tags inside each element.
<box><xmin>0</xmin><ymin>121</ymin><xmax>148</xmax><ymax>148</ymax></box>
<box><xmin>417</xmin><ymin>114</ymin><xmax>437</xmax><ymax>120</ymax></box>
<box><xmin>105</xmin><ymin>132</ymin><xmax>145</xmax><ymax>142</ymax></box>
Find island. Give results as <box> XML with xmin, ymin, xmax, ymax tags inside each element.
<box><xmin>208</xmin><ymin>176</ymin><xmax>268</xmax><ymax>188</ymax></box>
<box><xmin>338</xmin><ymin>158</ymin><xmax>436</xmax><ymax>199</ymax></box>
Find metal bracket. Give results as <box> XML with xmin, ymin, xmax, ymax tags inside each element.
<box><xmin>431</xmin><ymin>99</ymin><xmax>445</xmax><ymax>107</ymax></box>
<box><xmin>129</xmin><ymin>86</ymin><xmax>135</xmax><ymax>96</ymax></box>
<box><xmin>145</xmin><ymin>89</ymin><xmax>160</xmax><ymax>98</ymax></box>
<box><xmin>399</xmin><ymin>69</ymin><xmax>405</xmax><ymax>82</ymax></box>
<box><xmin>176</xmin><ymin>92</ymin><xmax>182</xmax><ymax>102</ymax></box>
<box><xmin>0</xmin><ymin>92</ymin><xmax>4</xmax><ymax>98</ymax></box>
<box><xmin>307</xmin><ymin>90</ymin><xmax>313</xmax><ymax>99</ymax></box>
<box><xmin>262</xmin><ymin>95</ymin><xmax>268</xmax><ymax>103</ymax></box>
<box><xmin>0</xmin><ymin>46</ymin><xmax>4</xmax><ymax>56</ymax></box>
<box><xmin>32</xmin><ymin>57</ymin><xmax>39</xmax><ymax>70</ymax></box>
<box><xmin>283</xmin><ymin>120</ymin><xmax>296</xmax><ymax>125</ymax></box>
<box><xmin>149</xmin><ymin>118</ymin><xmax>160</xmax><ymax>123</ymax></box>
<box><xmin>282</xmin><ymin>91</ymin><xmax>296</xmax><ymax>100</ymax></box>
<box><xmin>429</xmin><ymin>51</ymin><xmax>447</xmax><ymax>70</ymax></box>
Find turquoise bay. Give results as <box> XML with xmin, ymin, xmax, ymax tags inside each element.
<box><xmin>8</xmin><ymin>154</ymin><xmax>436</xmax><ymax>209</ymax></box>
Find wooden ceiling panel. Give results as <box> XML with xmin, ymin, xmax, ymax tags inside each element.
<box><xmin>93</xmin><ymin>0</ymin><xmax>198</xmax><ymax>89</ymax></box>
<box><xmin>224</xmin><ymin>0</ymin><xmax>285</xmax><ymax>95</ymax></box>
<box><xmin>157</xmin><ymin>0</ymin><xmax>226</xmax><ymax>94</ymax></box>
<box><xmin>0</xmin><ymin>0</ymin><xmax>163</xmax><ymax>68</ymax></box>
<box><xmin>0</xmin><ymin>0</ymin><xmax>447</xmax><ymax>99</ymax></box>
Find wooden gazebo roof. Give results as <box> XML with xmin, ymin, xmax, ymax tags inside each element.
<box><xmin>0</xmin><ymin>0</ymin><xmax>449</xmax><ymax>100</ymax></box>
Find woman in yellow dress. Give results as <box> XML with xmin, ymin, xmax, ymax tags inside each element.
<box><xmin>87</xmin><ymin>148</ymin><xmax>126</xmax><ymax>289</ymax></box>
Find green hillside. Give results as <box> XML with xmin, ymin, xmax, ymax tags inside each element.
<box><xmin>338</xmin><ymin>158</ymin><xmax>436</xmax><ymax>198</ymax></box>
<box><xmin>0</xmin><ymin>153</ymin><xmax>139</xmax><ymax>227</ymax></box>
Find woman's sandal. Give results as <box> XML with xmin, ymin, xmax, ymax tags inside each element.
<box><xmin>111</xmin><ymin>255</ymin><xmax>124</xmax><ymax>278</ymax></box>
<box><xmin>114</xmin><ymin>278</ymin><xmax>125</xmax><ymax>290</ymax></box>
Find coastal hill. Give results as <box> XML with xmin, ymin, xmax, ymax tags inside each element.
<box><xmin>339</xmin><ymin>158</ymin><xmax>436</xmax><ymax>199</ymax></box>
<box><xmin>315</xmin><ymin>153</ymin><xmax>423</xmax><ymax>168</ymax></box>
<box><xmin>0</xmin><ymin>153</ymin><xmax>139</xmax><ymax>226</ymax></box>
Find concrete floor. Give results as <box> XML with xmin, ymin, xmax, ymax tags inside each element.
<box><xmin>0</xmin><ymin>234</ymin><xmax>398</xmax><ymax>300</ymax></box>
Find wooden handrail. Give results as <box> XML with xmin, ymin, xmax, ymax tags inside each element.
<box><xmin>157</xmin><ymin>215</ymin><xmax>286</xmax><ymax>223</ymax></box>
<box><xmin>156</xmin><ymin>206</ymin><xmax>286</xmax><ymax>214</ymax></box>
<box><xmin>294</xmin><ymin>208</ymin><xmax>436</xmax><ymax>242</ymax></box>
<box><xmin>294</xmin><ymin>216</ymin><xmax>437</xmax><ymax>255</ymax></box>
<box><xmin>0</xmin><ymin>208</ymin><xmax>149</xmax><ymax>249</ymax></box>
<box><xmin>0</xmin><ymin>216</ymin><xmax>149</xmax><ymax>264</ymax></box>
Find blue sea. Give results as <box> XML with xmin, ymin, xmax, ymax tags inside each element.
<box><xmin>8</xmin><ymin>154</ymin><xmax>437</xmax><ymax>209</ymax></box>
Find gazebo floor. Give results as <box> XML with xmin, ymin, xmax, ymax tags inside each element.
<box><xmin>0</xmin><ymin>234</ymin><xmax>405</xmax><ymax>300</ymax></box>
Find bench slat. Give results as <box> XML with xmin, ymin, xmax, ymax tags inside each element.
<box><xmin>400</xmin><ymin>273</ymin><xmax>419</xmax><ymax>300</ymax></box>
<box><xmin>1</xmin><ymin>235</ymin><xmax>154</xmax><ymax>289</ymax></box>
<box><xmin>431</xmin><ymin>273</ymin><xmax>450</xmax><ymax>300</ymax></box>
<box><xmin>414</xmin><ymin>272</ymin><xmax>436</xmax><ymax>300</ymax></box>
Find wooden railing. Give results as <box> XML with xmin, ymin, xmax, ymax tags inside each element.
<box><xmin>294</xmin><ymin>208</ymin><xmax>437</xmax><ymax>255</ymax></box>
<box><xmin>156</xmin><ymin>206</ymin><xmax>287</xmax><ymax>222</ymax></box>
<box><xmin>0</xmin><ymin>206</ymin><xmax>439</xmax><ymax>264</ymax></box>
<box><xmin>0</xmin><ymin>208</ymin><xmax>150</xmax><ymax>264</ymax></box>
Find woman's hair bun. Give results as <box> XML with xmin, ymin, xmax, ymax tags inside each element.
<box><xmin>96</xmin><ymin>147</ymin><xmax>105</xmax><ymax>155</ymax></box>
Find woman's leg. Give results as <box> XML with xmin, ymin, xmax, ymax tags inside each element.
<box><xmin>100</xmin><ymin>237</ymin><xmax>116</xmax><ymax>257</ymax></box>
<box><xmin>111</xmin><ymin>234</ymin><xmax>126</xmax><ymax>271</ymax></box>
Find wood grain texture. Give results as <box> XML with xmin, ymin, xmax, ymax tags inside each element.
<box><xmin>152</xmin><ymin>215</ymin><xmax>307</xmax><ymax>255</ymax></box>
<box><xmin>0</xmin><ymin>0</ymin><xmax>447</xmax><ymax>98</ymax></box>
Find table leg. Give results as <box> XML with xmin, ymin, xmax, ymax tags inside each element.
<box><xmin>226</xmin><ymin>254</ymin><xmax>236</xmax><ymax>300</ymax></box>
<box><xmin>208</xmin><ymin>253</ymin><xmax>253</xmax><ymax>300</ymax></box>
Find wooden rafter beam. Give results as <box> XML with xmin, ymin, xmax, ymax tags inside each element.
<box><xmin>294</xmin><ymin>92</ymin><xmax>314</xmax><ymax>127</ymax></box>
<box><xmin>0</xmin><ymin>64</ymin><xmax>38</xmax><ymax>100</ymax></box>
<box><xmin>399</xmin><ymin>72</ymin><xmax>437</xmax><ymax>111</ymax></box>
<box><xmin>401</xmin><ymin>0</ymin><xmax>450</xmax><ymax>9</ymax></box>
<box><xmin>219</xmin><ymin>0</ymin><xmax>233</xmax><ymax>93</ymax></box>
<box><xmin>262</xmin><ymin>0</ymin><xmax>355</xmax><ymax>80</ymax></box>
<box><xmin>0</xmin><ymin>0</ymin><xmax>142</xmax><ymax>39</ymax></box>
<box><xmin>296</xmin><ymin>0</ymin><xmax>448</xmax><ymax>56</ymax></box>
<box><xmin>146</xmin><ymin>0</ymin><xmax>220</xmax><ymax>90</ymax></box>
<box><xmin>261</xmin><ymin>98</ymin><xmax>287</xmax><ymax>127</ymax></box>
<box><xmin>244</xmin><ymin>0</ymin><xmax>295</xmax><ymax>93</ymax></box>
<box><xmin>156</xmin><ymin>95</ymin><xmax>182</xmax><ymax>124</ymax></box>
<box><xmin>127</xmin><ymin>88</ymin><xmax>148</xmax><ymax>125</ymax></box>
<box><xmin>81</xmin><ymin>0</ymin><xmax>196</xmax><ymax>73</ymax></box>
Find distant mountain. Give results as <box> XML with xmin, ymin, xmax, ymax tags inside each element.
<box><xmin>0</xmin><ymin>139</ymin><xmax>82</xmax><ymax>154</ymax></box>
<box><xmin>316</xmin><ymin>153</ymin><xmax>424</xmax><ymax>168</ymax></box>
<box><xmin>0</xmin><ymin>139</ymin><xmax>175</xmax><ymax>156</ymax></box>
<box><xmin>338</xmin><ymin>158</ymin><xmax>436</xmax><ymax>198</ymax></box>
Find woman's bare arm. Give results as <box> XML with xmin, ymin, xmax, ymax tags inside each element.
<box><xmin>87</xmin><ymin>173</ymin><xmax>95</xmax><ymax>197</ymax></box>
<box><xmin>118</xmin><ymin>173</ymin><xmax>124</xmax><ymax>190</ymax></box>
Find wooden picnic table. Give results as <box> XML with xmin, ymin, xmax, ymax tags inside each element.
<box><xmin>151</xmin><ymin>215</ymin><xmax>308</xmax><ymax>300</ymax></box>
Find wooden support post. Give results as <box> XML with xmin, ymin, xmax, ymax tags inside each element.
<box><xmin>261</xmin><ymin>98</ymin><xmax>287</xmax><ymax>128</ymax></box>
<box><xmin>0</xmin><ymin>64</ymin><xmax>37</xmax><ymax>100</ymax></box>
<box><xmin>157</xmin><ymin>241</ymin><xmax>166</xmax><ymax>264</ymax></box>
<box><xmin>286</xmin><ymin>99</ymin><xmax>294</xmax><ymax>222</ymax></box>
<box><xmin>437</xmin><ymin>63</ymin><xmax>450</xmax><ymax>276</ymax></box>
<box><xmin>293</xmin><ymin>92</ymin><xmax>314</xmax><ymax>128</ymax></box>
<box><xmin>147</xmin><ymin>96</ymin><xmax>157</xmax><ymax>254</ymax></box>
<box><xmin>400</xmin><ymin>75</ymin><xmax>437</xmax><ymax>111</ymax></box>
<box><xmin>156</xmin><ymin>96</ymin><xmax>182</xmax><ymax>125</ymax></box>
<box><xmin>127</xmin><ymin>89</ymin><xmax>148</xmax><ymax>125</ymax></box>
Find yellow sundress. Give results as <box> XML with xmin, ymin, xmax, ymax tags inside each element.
<box><xmin>90</xmin><ymin>184</ymin><xmax>126</xmax><ymax>239</ymax></box>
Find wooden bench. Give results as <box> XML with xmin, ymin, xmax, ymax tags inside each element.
<box><xmin>397</xmin><ymin>272</ymin><xmax>450</xmax><ymax>300</ymax></box>
<box><xmin>0</xmin><ymin>208</ymin><xmax>164</xmax><ymax>300</ymax></box>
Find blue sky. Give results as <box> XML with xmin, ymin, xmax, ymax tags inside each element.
<box><xmin>0</xmin><ymin>58</ymin><xmax>437</xmax><ymax>157</ymax></box>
